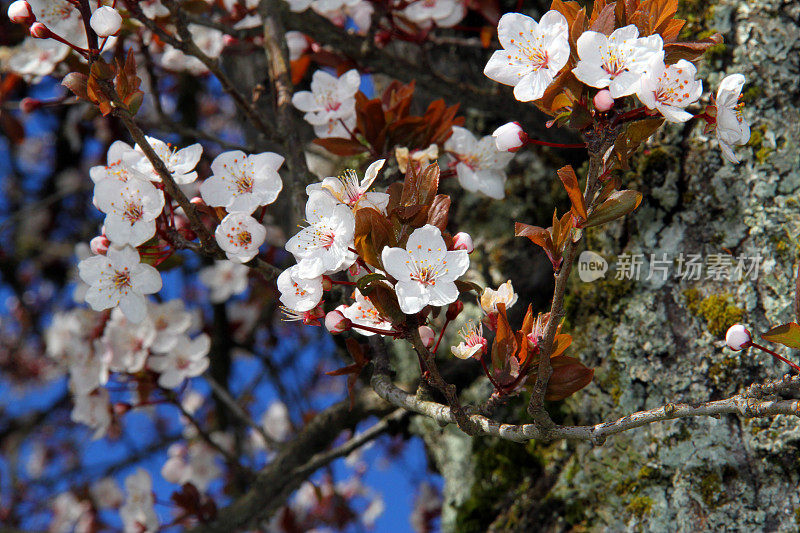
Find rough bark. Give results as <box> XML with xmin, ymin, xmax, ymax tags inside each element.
<box><xmin>418</xmin><ymin>0</ymin><xmax>800</xmax><ymax>530</ymax></box>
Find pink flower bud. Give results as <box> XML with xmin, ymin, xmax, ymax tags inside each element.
<box><xmin>7</xmin><ymin>0</ymin><xmax>34</xmax><ymax>24</ymax></box>
<box><xmin>19</xmin><ymin>97</ymin><xmax>41</xmax><ymax>113</ymax></box>
<box><xmin>492</xmin><ymin>121</ymin><xmax>527</xmax><ymax>152</ymax></box>
<box><xmin>418</xmin><ymin>326</ymin><xmax>435</xmax><ymax>349</ymax></box>
<box><xmin>725</xmin><ymin>324</ymin><xmax>751</xmax><ymax>351</ymax></box>
<box><xmin>593</xmin><ymin>90</ymin><xmax>615</xmax><ymax>112</ymax></box>
<box><xmin>325</xmin><ymin>310</ymin><xmax>351</xmax><ymax>334</ymax></box>
<box><xmin>223</xmin><ymin>35</ymin><xmax>238</xmax><ymax>47</ymax></box>
<box><xmin>29</xmin><ymin>22</ymin><xmax>49</xmax><ymax>39</ymax></box>
<box><xmin>90</xmin><ymin>6</ymin><xmax>122</xmax><ymax>37</ymax></box>
<box><xmin>190</xmin><ymin>196</ymin><xmax>205</xmax><ymax>206</ymax></box>
<box><xmin>90</xmin><ymin>236</ymin><xmax>110</xmax><ymax>255</ymax></box>
<box><xmin>452</xmin><ymin>232</ymin><xmax>473</xmax><ymax>253</ymax></box>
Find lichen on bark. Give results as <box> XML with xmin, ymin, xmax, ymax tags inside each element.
<box><xmin>413</xmin><ymin>0</ymin><xmax>800</xmax><ymax>529</ymax></box>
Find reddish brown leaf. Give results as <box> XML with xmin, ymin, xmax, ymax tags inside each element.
<box><xmin>557</xmin><ymin>165</ymin><xmax>587</xmax><ymax>221</ymax></box>
<box><xmin>664</xmin><ymin>33</ymin><xmax>723</xmax><ymax>62</ymax></box>
<box><xmin>62</xmin><ymin>72</ymin><xmax>89</xmax><ymax>101</ymax></box>
<box><xmin>589</xmin><ymin>2</ymin><xmax>616</xmax><ymax>34</ymax></box>
<box><xmin>312</xmin><ymin>137</ymin><xmax>368</xmax><ymax>156</ymax></box>
<box><xmin>0</xmin><ymin>111</ymin><xmax>24</xmax><ymax>144</ymax></box>
<box><xmin>427</xmin><ymin>194</ymin><xmax>450</xmax><ymax>231</ymax></box>
<box><xmin>491</xmin><ymin>303</ymin><xmax>517</xmax><ymax>369</ymax></box>
<box><xmin>545</xmin><ymin>355</ymin><xmax>594</xmax><ymax>401</ymax></box>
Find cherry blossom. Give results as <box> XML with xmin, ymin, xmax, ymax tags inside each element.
<box><xmin>480</xmin><ymin>280</ymin><xmax>518</xmax><ymax>315</ymax></box>
<box><xmin>444</xmin><ymin>126</ymin><xmax>514</xmax><ymax>199</ymax></box>
<box><xmin>215</xmin><ymin>212</ymin><xmax>267</xmax><ymax>263</ymax></box>
<box><xmin>200</xmin><ymin>150</ymin><xmax>284</xmax><ymax>215</ymax></box>
<box><xmin>339</xmin><ymin>289</ymin><xmax>392</xmax><ymax>335</ymax></box>
<box><xmin>395</xmin><ymin>144</ymin><xmax>439</xmax><ymax>173</ymax></box>
<box><xmin>162</xmin><ymin>442</ymin><xmax>221</xmax><ymax>492</ymax></box>
<box><xmin>90</xmin><ymin>477</ymin><xmax>124</xmax><ymax>509</ymax></box>
<box><xmin>277</xmin><ymin>265</ymin><xmax>324</xmax><ymax>312</ymax></box>
<box><xmin>50</xmin><ymin>492</ymin><xmax>91</xmax><ymax>533</ymax></box>
<box><xmin>4</xmin><ymin>38</ymin><xmax>69</xmax><ymax>81</ymax></box>
<box><xmin>714</xmin><ymin>73</ymin><xmax>751</xmax><ymax>164</ymax></box>
<box><xmin>140</xmin><ymin>0</ymin><xmax>168</xmax><ymax>18</ymax></box>
<box><xmin>70</xmin><ymin>388</ymin><xmax>111</xmax><ymax>440</ymax></box>
<box><xmin>148</xmin><ymin>334</ymin><xmax>211</xmax><ymax>389</ymax></box>
<box><xmin>312</xmin><ymin>0</ymin><xmax>373</xmax><ymax>33</ymax></box>
<box><xmin>306</xmin><ymin>159</ymin><xmax>388</xmax><ymax>212</ymax></box>
<box><xmin>199</xmin><ymin>260</ymin><xmax>250</xmax><ymax>303</ymax></box>
<box><xmin>291</xmin><ymin>69</ymin><xmax>360</xmax><ymax>138</ymax></box>
<box><xmin>126</xmin><ymin>136</ymin><xmax>203</xmax><ymax>185</ymax></box>
<box><xmin>484</xmin><ymin>11</ymin><xmax>570</xmax><ymax>102</ymax></box>
<box><xmin>161</xmin><ymin>25</ymin><xmax>225</xmax><ymax>75</ymax></box>
<box><xmin>285</xmin><ymin>194</ymin><xmax>356</xmax><ymax>278</ymax></box>
<box><xmin>262</xmin><ymin>400</ymin><xmax>292</xmax><ymax>442</ymax></box>
<box><xmin>101</xmin><ymin>308</ymin><xmax>156</xmax><ymax>373</ymax></box>
<box><xmin>451</xmin><ymin>321</ymin><xmax>487</xmax><ymax>359</ymax></box>
<box><xmin>381</xmin><ymin>224</ymin><xmax>470</xmax><ymax>314</ymax></box>
<box><xmin>286</xmin><ymin>31</ymin><xmax>309</xmax><ymax>61</ymax></box>
<box><xmin>636</xmin><ymin>59</ymin><xmax>702</xmax><ymax>123</ymax></box>
<box><xmin>148</xmin><ymin>299</ymin><xmax>194</xmax><ymax>353</ymax></box>
<box><xmin>79</xmin><ymin>246</ymin><xmax>162</xmax><ymax>323</ymax></box>
<box><xmin>90</xmin><ymin>141</ymin><xmax>140</xmax><ymax>184</ymax></box>
<box><xmin>93</xmin><ymin>177</ymin><xmax>165</xmax><ymax>246</ymax></box>
<box><xmin>402</xmin><ymin>0</ymin><xmax>466</xmax><ymax>28</ymax></box>
<box><xmin>572</xmin><ymin>25</ymin><xmax>664</xmax><ymax>98</ymax></box>
<box><xmin>120</xmin><ymin>469</ymin><xmax>158</xmax><ymax>533</ymax></box>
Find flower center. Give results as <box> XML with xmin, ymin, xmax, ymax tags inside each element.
<box><xmin>234</xmin><ymin>173</ymin><xmax>254</xmax><ymax>194</ymax></box>
<box><xmin>602</xmin><ymin>50</ymin><xmax>627</xmax><ymax>77</ymax></box>
<box><xmin>111</xmin><ymin>269</ymin><xmax>132</xmax><ymax>292</ymax></box>
<box><xmin>123</xmin><ymin>200</ymin><xmax>144</xmax><ymax>224</ymax></box>
<box><xmin>235</xmin><ymin>231</ymin><xmax>252</xmax><ymax>247</ymax></box>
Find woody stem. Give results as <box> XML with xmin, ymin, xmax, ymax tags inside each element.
<box><xmin>526</xmin><ymin>130</ymin><xmax>615</xmax><ymax>431</ymax></box>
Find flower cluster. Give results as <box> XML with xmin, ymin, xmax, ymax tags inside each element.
<box><xmin>483</xmin><ymin>9</ymin><xmax>751</xmax><ymax>163</ymax></box>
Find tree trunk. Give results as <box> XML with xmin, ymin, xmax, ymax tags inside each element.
<box><xmin>417</xmin><ymin>0</ymin><xmax>800</xmax><ymax>529</ymax></box>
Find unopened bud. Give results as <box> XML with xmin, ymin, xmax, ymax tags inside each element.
<box><xmin>446</xmin><ymin>300</ymin><xmax>463</xmax><ymax>321</ymax></box>
<box><xmin>223</xmin><ymin>34</ymin><xmax>238</xmax><ymax>47</ymax></box>
<box><xmin>726</xmin><ymin>324</ymin><xmax>751</xmax><ymax>351</ymax></box>
<box><xmin>190</xmin><ymin>196</ymin><xmax>205</xmax><ymax>206</ymax></box>
<box><xmin>90</xmin><ymin>6</ymin><xmax>122</xmax><ymax>37</ymax></box>
<box><xmin>325</xmin><ymin>310</ymin><xmax>351</xmax><ymax>334</ymax></box>
<box><xmin>90</xmin><ymin>236</ymin><xmax>110</xmax><ymax>255</ymax></box>
<box><xmin>29</xmin><ymin>22</ymin><xmax>50</xmax><ymax>39</ymax></box>
<box><xmin>8</xmin><ymin>0</ymin><xmax>34</xmax><ymax>24</ymax></box>
<box><xmin>418</xmin><ymin>326</ymin><xmax>435</xmax><ymax>349</ymax></box>
<box><xmin>593</xmin><ymin>89</ymin><xmax>615</xmax><ymax>112</ymax></box>
<box><xmin>452</xmin><ymin>232</ymin><xmax>473</xmax><ymax>253</ymax></box>
<box><xmin>19</xmin><ymin>97</ymin><xmax>41</xmax><ymax>113</ymax></box>
<box><xmin>492</xmin><ymin>121</ymin><xmax>527</xmax><ymax>152</ymax></box>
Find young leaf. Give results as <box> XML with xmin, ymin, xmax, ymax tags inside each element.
<box><xmin>762</xmin><ymin>323</ymin><xmax>800</xmax><ymax>350</ymax></box>
<box><xmin>62</xmin><ymin>72</ymin><xmax>89</xmax><ymax>101</ymax></box>
<box><xmin>312</xmin><ymin>137</ymin><xmax>368</xmax><ymax>156</ymax></box>
<box><xmin>545</xmin><ymin>355</ymin><xmax>594</xmax><ymax>401</ymax></box>
<box><xmin>557</xmin><ymin>165</ymin><xmax>587</xmax><ymax>220</ymax></box>
<box><xmin>427</xmin><ymin>194</ymin><xmax>450</xmax><ymax>231</ymax></box>
<box><xmin>579</xmin><ymin>190</ymin><xmax>643</xmax><ymax>228</ymax></box>
<box><xmin>325</xmin><ymin>338</ymin><xmax>369</xmax><ymax>408</ymax></box>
